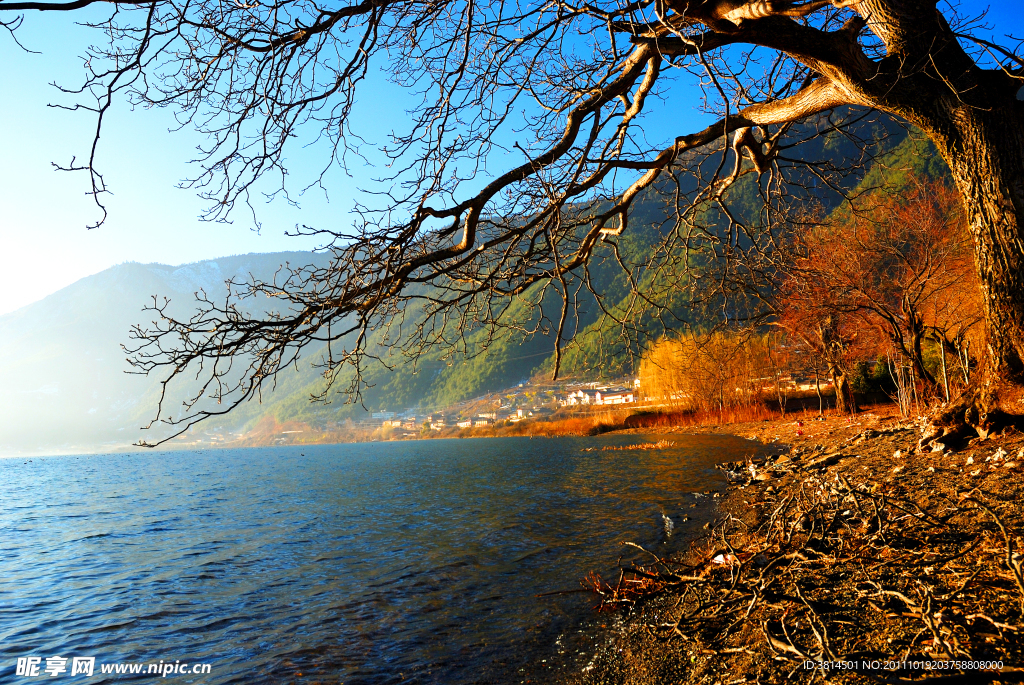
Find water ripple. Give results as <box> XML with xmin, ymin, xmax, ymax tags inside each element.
<box><xmin>2</xmin><ymin>434</ymin><xmax>759</xmax><ymax>683</ymax></box>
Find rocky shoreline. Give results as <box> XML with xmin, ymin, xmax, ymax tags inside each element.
<box><xmin>561</xmin><ymin>408</ymin><xmax>1024</xmax><ymax>684</ymax></box>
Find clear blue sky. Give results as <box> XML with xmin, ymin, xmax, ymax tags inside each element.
<box><xmin>0</xmin><ymin>13</ymin><xmax>414</xmax><ymax>314</ymax></box>
<box><xmin>0</xmin><ymin>1</ymin><xmax>1019</xmax><ymax>315</ymax></box>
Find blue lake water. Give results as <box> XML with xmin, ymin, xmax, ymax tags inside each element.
<box><xmin>0</xmin><ymin>434</ymin><xmax>763</xmax><ymax>684</ymax></box>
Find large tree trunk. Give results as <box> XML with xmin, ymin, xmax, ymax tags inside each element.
<box><xmin>916</xmin><ymin>101</ymin><xmax>1024</xmax><ymax>447</ymax></box>
<box><xmin>828</xmin><ymin>362</ymin><xmax>857</xmax><ymax>415</ymax></box>
<box><xmin>906</xmin><ymin>319</ymin><xmax>938</xmax><ymax>395</ymax></box>
<box><xmin>853</xmin><ymin>2</ymin><xmax>1024</xmax><ymax>439</ymax></box>
<box><xmin>938</xmin><ymin>106</ymin><xmax>1024</xmax><ymax>384</ymax></box>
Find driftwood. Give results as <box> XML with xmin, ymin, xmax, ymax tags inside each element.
<box><xmin>581</xmin><ymin>468</ymin><xmax>1024</xmax><ymax>683</ymax></box>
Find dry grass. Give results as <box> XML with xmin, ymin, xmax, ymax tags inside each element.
<box><xmin>468</xmin><ymin>401</ymin><xmax>823</xmax><ymax>440</ymax></box>
<box><xmin>623</xmin><ymin>403</ymin><xmax>782</xmax><ymax>430</ymax></box>
<box><xmin>462</xmin><ymin>410</ymin><xmax>632</xmax><ymax>438</ymax></box>
<box><xmin>227</xmin><ymin>397</ymin><xmax>904</xmax><ymax>448</ymax></box>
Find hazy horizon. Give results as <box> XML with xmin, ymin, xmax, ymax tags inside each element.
<box><xmin>0</xmin><ymin>250</ymin><xmax>321</xmax><ymax>317</ymax></box>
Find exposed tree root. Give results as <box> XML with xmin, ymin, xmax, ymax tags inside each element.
<box><xmin>919</xmin><ymin>381</ymin><xmax>1020</xmax><ymax>452</ymax></box>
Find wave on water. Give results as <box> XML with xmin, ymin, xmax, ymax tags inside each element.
<box><xmin>1</xmin><ymin>433</ymin><xmax>759</xmax><ymax>684</ymax></box>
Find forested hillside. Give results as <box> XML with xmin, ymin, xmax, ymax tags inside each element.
<box><xmin>246</xmin><ymin>118</ymin><xmax>947</xmax><ymax>426</ymax></box>
<box><xmin>0</xmin><ymin>118</ymin><xmax>947</xmax><ymax>454</ymax></box>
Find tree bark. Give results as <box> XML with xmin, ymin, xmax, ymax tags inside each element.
<box><xmin>814</xmin><ymin>365</ymin><xmax>824</xmax><ymax>416</ymax></box>
<box><xmin>906</xmin><ymin>320</ymin><xmax>938</xmax><ymax>395</ymax></box>
<box><xmin>933</xmin><ymin>107</ymin><xmax>1024</xmax><ymax>385</ymax></box>
<box><xmin>915</xmin><ymin>101</ymin><xmax>1024</xmax><ymax>446</ymax></box>
<box><xmin>828</xmin><ymin>363</ymin><xmax>857</xmax><ymax>415</ymax></box>
<box><xmin>939</xmin><ymin>336</ymin><xmax>949</xmax><ymax>403</ymax></box>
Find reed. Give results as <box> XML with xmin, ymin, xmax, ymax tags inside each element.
<box><xmin>623</xmin><ymin>403</ymin><xmax>781</xmax><ymax>430</ymax></box>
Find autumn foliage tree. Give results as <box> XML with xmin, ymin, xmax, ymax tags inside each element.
<box><xmin>638</xmin><ymin>332</ymin><xmax>776</xmax><ymax>413</ymax></box>
<box><xmin>775</xmin><ymin>298</ymin><xmax>864</xmax><ymax>415</ymax></box>
<box><xmin>779</xmin><ymin>179</ymin><xmax>983</xmax><ymax>407</ymax></box>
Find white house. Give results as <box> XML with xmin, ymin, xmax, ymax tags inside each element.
<box><xmin>597</xmin><ymin>389</ymin><xmax>636</xmax><ymax>405</ymax></box>
<box><xmin>562</xmin><ymin>387</ymin><xmax>636</xmax><ymax>405</ymax></box>
<box><xmin>563</xmin><ymin>389</ymin><xmax>601</xmax><ymax>406</ymax></box>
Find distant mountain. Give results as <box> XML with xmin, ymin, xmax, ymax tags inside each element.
<box><xmin>0</xmin><ymin>250</ymin><xmax>581</xmax><ymax>455</ymax></box>
<box><xmin>0</xmin><ymin>253</ymin><xmax>331</xmax><ymax>455</ymax></box>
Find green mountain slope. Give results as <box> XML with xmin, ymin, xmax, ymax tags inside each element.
<box><xmin>0</xmin><ymin>116</ymin><xmax>953</xmax><ymax>454</ymax></box>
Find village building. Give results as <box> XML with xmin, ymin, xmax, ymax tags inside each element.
<box><xmin>597</xmin><ymin>388</ymin><xmax>636</xmax><ymax>405</ymax></box>
<box><xmin>562</xmin><ymin>389</ymin><xmax>601</xmax><ymax>405</ymax></box>
<box><xmin>560</xmin><ymin>387</ymin><xmax>636</xmax><ymax>406</ymax></box>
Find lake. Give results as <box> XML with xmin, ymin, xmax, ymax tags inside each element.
<box><xmin>0</xmin><ymin>433</ymin><xmax>763</xmax><ymax>683</ymax></box>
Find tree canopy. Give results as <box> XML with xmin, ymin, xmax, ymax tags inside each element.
<box><xmin>3</xmin><ymin>0</ymin><xmax>1022</xmax><ymax>443</ymax></box>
